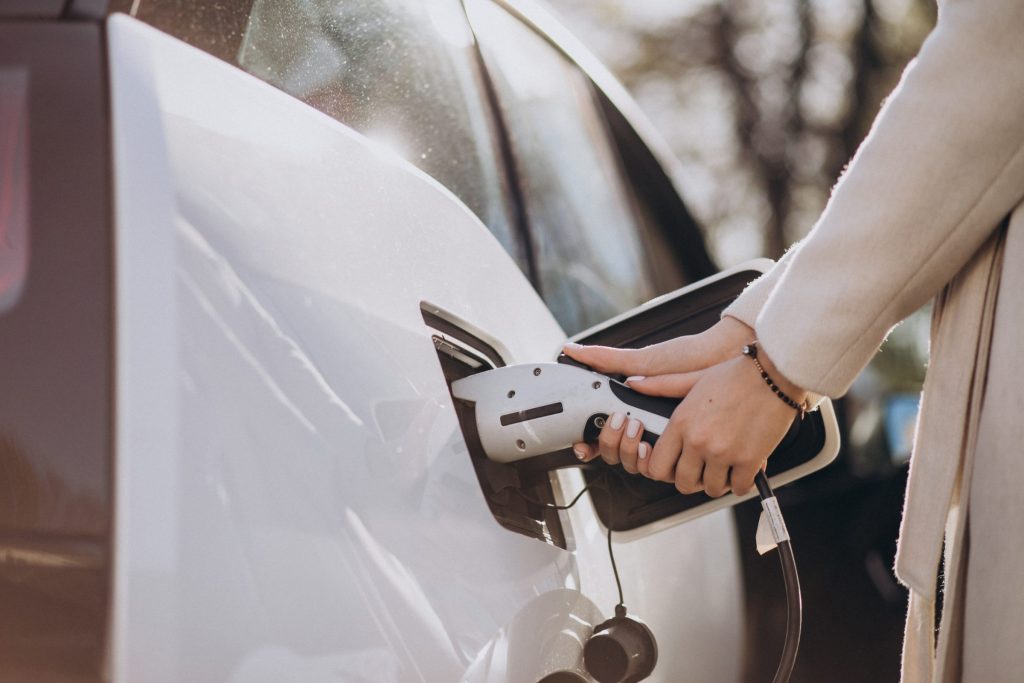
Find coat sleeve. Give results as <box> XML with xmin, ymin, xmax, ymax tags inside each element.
<box><xmin>720</xmin><ymin>246</ymin><xmax>796</xmax><ymax>330</ymax></box>
<box><xmin>741</xmin><ymin>0</ymin><xmax>1024</xmax><ymax>397</ymax></box>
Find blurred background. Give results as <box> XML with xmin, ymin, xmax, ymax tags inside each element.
<box><xmin>546</xmin><ymin>0</ymin><xmax>935</xmax><ymax>266</ymax></box>
<box><xmin>541</xmin><ymin>1</ymin><xmax>937</xmax><ymax>680</ymax></box>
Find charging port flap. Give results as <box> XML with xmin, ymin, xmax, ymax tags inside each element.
<box><xmin>569</xmin><ymin>261</ymin><xmax>840</xmax><ymax>537</ymax></box>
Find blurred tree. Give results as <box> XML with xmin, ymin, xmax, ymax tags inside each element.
<box><xmin>547</xmin><ymin>0</ymin><xmax>936</xmax><ymax>264</ymax></box>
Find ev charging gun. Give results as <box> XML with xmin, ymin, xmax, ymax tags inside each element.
<box><xmin>450</xmin><ymin>361</ymin><xmax>674</xmax><ymax>463</ymax></box>
<box><xmin>451</xmin><ymin>361</ymin><xmax>672</xmax><ymax>462</ymax></box>
<box><xmin>450</xmin><ymin>359</ymin><xmax>800</xmax><ymax>483</ymax></box>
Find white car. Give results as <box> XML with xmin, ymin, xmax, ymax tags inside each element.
<box><xmin>0</xmin><ymin>1</ymin><xmax>837</xmax><ymax>681</ymax></box>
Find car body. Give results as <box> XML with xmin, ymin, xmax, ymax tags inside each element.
<box><xmin>0</xmin><ymin>1</ymin><xmax>756</xmax><ymax>681</ymax></box>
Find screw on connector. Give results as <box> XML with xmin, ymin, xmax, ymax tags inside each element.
<box><xmin>507</xmin><ymin>390</ymin><xmax>516</xmax><ymax>398</ymax></box>
<box><xmin>594</xmin><ymin>416</ymin><xmax>606</xmax><ymax>429</ymax></box>
<box><xmin>533</xmin><ymin>367</ymin><xmax>542</xmax><ymax>376</ymax></box>
<box><xmin>516</xmin><ymin>439</ymin><xmax>526</xmax><ymax>450</ymax></box>
<box><xmin>592</xmin><ymin>381</ymin><xmax>602</xmax><ymax>389</ymax></box>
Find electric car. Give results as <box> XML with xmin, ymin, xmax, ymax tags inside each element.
<box><xmin>0</xmin><ymin>0</ymin><xmax>767</xmax><ymax>680</ymax></box>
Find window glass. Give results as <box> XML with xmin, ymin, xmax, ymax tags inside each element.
<box><xmin>120</xmin><ymin>0</ymin><xmax>524</xmax><ymax>269</ymax></box>
<box><xmin>467</xmin><ymin>0</ymin><xmax>658</xmax><ymax>334</ymax></box>
<box><xmin>111</xmin><ymin>0</ymin><xmax>256</xmax><ymax>63</ymax></box>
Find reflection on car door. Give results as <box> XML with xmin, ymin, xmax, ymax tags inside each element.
<box><xmin>109</xmin><ymin>0</ymin><xmax>745</xmax><ymax>680</ymax></box>
<box><xmin>108</xmin><ymin>13</ymin><xmax>595</xmax><ymax>683</ymax></box>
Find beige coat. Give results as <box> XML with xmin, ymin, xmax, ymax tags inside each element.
<box><xmin>722</xmin><ymin>1</ymin><xmax>1024</xmax><ymax>680</ymax></box>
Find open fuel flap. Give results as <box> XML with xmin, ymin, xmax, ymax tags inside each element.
<box><xmin>426</xmin><ymin>261</ymin><xmax>840</xmax><ymax>545</ymax></box>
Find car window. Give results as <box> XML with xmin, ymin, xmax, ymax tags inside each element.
<box><xmin>116</xmin><ymin>0</ymin><xmax>526</xmax><ymax>270</ymax></box>
<box><xmin>466</xmin><ymin>0</ymin><xmax>660</xmax><ymax>335</ymax></box>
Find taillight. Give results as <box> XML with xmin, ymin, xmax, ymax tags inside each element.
<box><xmin>0</xmin><ymin>67</ymin><xmax>28</xmax><ymax>314</ymax></box>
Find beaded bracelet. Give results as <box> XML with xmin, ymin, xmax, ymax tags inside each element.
<box><xmin>742</xmin><ymin>341</ymin><xmax>807</xmax><ymax>419</ymax></box>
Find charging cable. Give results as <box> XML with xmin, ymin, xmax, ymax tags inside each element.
<box><xmin>754</xmin><ymin>471</ymin><xmax>802</xmax><ymax>683</ymax></box>
<box><xmin>513</xmin><ymin>470</ymin><xmax>626</xmax><ymax>617</ymax></box>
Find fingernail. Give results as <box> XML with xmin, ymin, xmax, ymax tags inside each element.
<box><xmin>563</xmin><ymin>342</ymin><xmax>582</xmax><ymax>350</ymax></box>
<box><xmin>638</xmin><ymin>443</ymin><xmax>650</xmax><ymax>460</ymax></box>
<box><xmin>609</xmin><ymin>412</ymin><xmax>625</xmax><ymax>430</ymax></box>
<box><xmin>626</xmin><ymin>418</ymin><xmax>641</xmax><ymax>439</ymax></box>
<box><xmin>626</xmin><ymin>376</ymin><xmax>645</xmax><ymax>384</ymax></box>
<box><xmin>573</xmin><ymin>448</ymin><xmax>585</xmax><ymax>460</ymax></box>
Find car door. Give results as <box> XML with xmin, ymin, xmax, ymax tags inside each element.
<box><xmin>106</xmin><ymin>3</ymin><xmax>616</xmax><ymax>682</ymax></box>
<box><xmin>107</xmin><ymin>1</ymin><xmax>749</xmax><ymax>682</ymax></box>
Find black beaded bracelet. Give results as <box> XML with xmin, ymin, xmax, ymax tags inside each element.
<box><xmin>742</xmin><ymin>341</ymin><xmax>807</xmax><ymax>419</ymax></box>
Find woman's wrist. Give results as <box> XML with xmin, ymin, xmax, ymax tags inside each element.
<box><xmin>703</xmin><ymin>317</ymin><xmax>757</xmax><ymax>363</ymax></box>
<box><xmin>712</xmin><ymin>316</ymin><xmax>808</xmax><ymax>406</ymax></box>
<box><xmin>748</xmin><ymin>343</ymin><xmax>810</xmax><ymax>407</ymax></box>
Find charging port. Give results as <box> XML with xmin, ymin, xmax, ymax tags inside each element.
<box><xmin>423</xmin><ymin>305</ymin><xmax>571</xmax><ymax>549</ymax></box>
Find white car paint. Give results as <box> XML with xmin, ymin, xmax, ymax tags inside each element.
<box><xmin>109</xmin><ymin>13</ymin><xmax>743</xmax><ymax>683</ymax></box>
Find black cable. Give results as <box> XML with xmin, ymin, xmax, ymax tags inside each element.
<box><xmin>514</xmin><ymin>480</ymin><xmax>596</xmax><ymax>510</ymax></box>
<box><xmin>607</xmin><ymin>514</ymin><xmax>624</xmax><ymax>608</ymax></box>
<box><xmin>755</xmin><ymin>471</ymin><xmax>802</xmax><ymax>683</ymax></box>
<box><xmin>601</xmin><ymin>470</ymin><xmax>626</xmax><ymax>609</ymax></box>
<box><xmin>513</xmin><ymin>471</ymin><xmax>625</xmax><ymax>607</ymax></box>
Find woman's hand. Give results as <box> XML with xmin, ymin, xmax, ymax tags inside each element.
<box><xmin>564</xmin><ymin>316</ymin><xmax>756</xmax><ymax>473</ymax></box>
<box><xmin>645</xmin><ymin>352</ymin><xmax>805</xmax><ymax>496</ymax></box>
<box><xmin>566</xmin><ymin>319</ymin><xmax>808</xmax><ymax>496</ymax></box>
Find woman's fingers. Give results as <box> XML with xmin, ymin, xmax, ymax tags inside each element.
<box><xmin>575</xmin><ymin>415</ymin><xmax>645</xmax><ymax>473</ymax></box>
<box><xmin>562</xmin><ymin>343</ymin><xmax>651</xmax><ymax>376</ymax></box>
<box><xmin>596</xmin><ymin>412</ymin><xmax>626</xmax><ymax>465</ymax></box>
<box><xmin>618</xmin><ymin>417</ymin><xmax>644</xmax><ymax>474</ymax></box>
<box><xmin>730</xmin><ymin>463</ymin><xmax>761</xmax><ymax>496</ymax></box>
<box><xmin>647</xmin><ymin>418</ymin><xmax>684</xmax><ymax>482</ymax></box>
<box><xmin>563</xmin><ymin>337</ymin><xmax>705</xmax><ymax>379</ymax></box>
<box><xmin>572</xmin><ymin>441</ymin><xmax>596</xmax><ymax>462</ymax></box>
<box><xmin>673</xmin><ymin>448</ymin><xmax>704</xmax><ymax>493</ymax></box>
<box><xmin>637</xmin><ymin>441</ymin><xmax>652</xmax><ymax>472</ymax></box>
<box><xmin>563</xmin><ymin>318</ymin><xmax>757</xmax><ymax>403</ymax></box>
<box><xmin>625</xmin><ymin>370</ymin><xmax>706</xmax><ymax>397</ymax></box>
<box><xmin>702</xmin><ymin>462</ymin><xmax>731</xmax><ymax>498</ymax></box>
